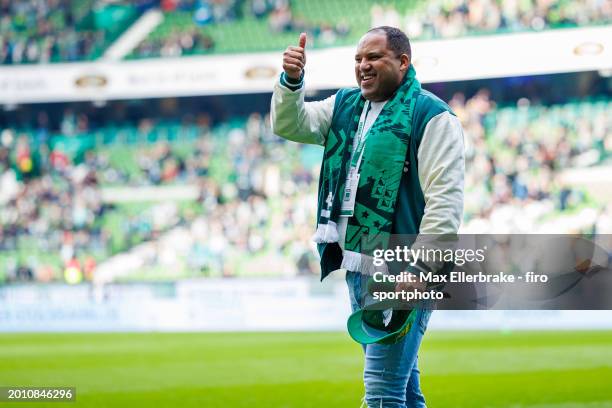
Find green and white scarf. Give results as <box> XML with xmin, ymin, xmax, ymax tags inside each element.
<box><xmin>313</xmin><ymin>65</ymin><xmax>421</xmax><ymax>274</ymax></box>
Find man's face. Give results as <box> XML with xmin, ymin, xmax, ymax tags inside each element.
<box><xmin>354</xmin><ymin>32</ymin><xmax>408</xmax><ymax>102</ymax></box>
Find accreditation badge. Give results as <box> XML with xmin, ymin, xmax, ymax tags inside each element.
<box><xmin>340</xmin><ymin>170</ymin><xmax>360</xmax><ymax>217</ymax></box>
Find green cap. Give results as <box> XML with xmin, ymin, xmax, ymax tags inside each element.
<box><xmin>347</xmin><ymin>299</ymin><xmax>417</xmax><ymax>345</ymax></box>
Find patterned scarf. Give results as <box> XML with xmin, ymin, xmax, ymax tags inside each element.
<box><xmin>313</xmin><ymin>65</ymin><xmax>421</xmax><ymax>274</ymax></box>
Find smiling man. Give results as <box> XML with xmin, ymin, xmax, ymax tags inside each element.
<box><xmin>271</xmin><ymin>26</ymin><xmax>464</xmax><ymax>407</ymax></box>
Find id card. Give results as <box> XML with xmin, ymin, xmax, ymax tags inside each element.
<box><xmin>340</xmin><ymin>171</ymin><xmax>360</xmax><ymax>217</ymax></box>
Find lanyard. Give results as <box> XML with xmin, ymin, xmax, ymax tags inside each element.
<box><xmin>349</xmin><ymin>101</ymin><xmax>371</xmax><ymax>172</ymax></box>
<box><xmin>340</xmin><ymin>101</ymin><xmax>371</xmax><ymax>217</ymax></box>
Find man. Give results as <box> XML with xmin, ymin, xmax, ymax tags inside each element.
<box><xmin>271</xmin><ymin>26</ymin><xmax>464</xmax><ymax>407</ymax></box>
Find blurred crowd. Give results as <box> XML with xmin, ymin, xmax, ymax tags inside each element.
<box><xmin>263</xmin><ymin>0</ymin><xmax>350</xmax><ymax>46</ymax></box>
<box><xmin>132</xmin><ymin>0</ymin><xmax>612</xmax><ymax>59</ymax></box>
<box><xmin>96</xmin><ymin>112</ymin><xmax>320</xmax><ymax>279</ymax></box>
<box><xmin>0</xmin><ymin>131</ymin><xmax>107</xmax><ymax>282</ymax></box>
<box><xmin>0</xmin><ymin>0</ymin><xmax>154</xmax><ymax>64</ymax></box>
<box><xmin>0</xmin><ymin>0</ymin><xmax>101</xmax><ymax>64</ymax></box>
<box><xmin>454</xmin><ymin>92</ymin><xmax>611</xmax><ymax>232</ymax></box>
<box><xmin>0</xmin><ymin>128</ymin><xmax>192</xmax><ymax>283</ymax></box>
<box><xmin>182</xmin><ymin>112</ymin><xmax>319</xmax><ymax>277</ymax></box>
<box><xmin>133</xmin><ymin>27</ymin><xmax>215</xmax><ymax>58</ymax></box>
<box><xmin>374</xmin><ymin>0</ymin><xmax>612</xmax><ymax>40</ymax></box>
<box><xmin>1</xmin><ymin>93</ymin><xmax>610</xmax><ymax>283</ymax></box>
<box><xmin>4</xmin><ymin>0</ymin><xmax>610</xmax><ymax>63</ymax></box>
<box><xmin>0</xmin><ymin>110</ymin><xmax>320</xmax><ymax>282</ymax></box>
<box><xmin>132</xmin><ymin>0</ymin><xmax>351</xmax><ymax>58</ymax></box>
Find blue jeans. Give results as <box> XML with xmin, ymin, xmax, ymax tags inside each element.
<box><xmin>346</xmin><ymin>271</ymin><xmax>432</xmax><ymax>408</ymax></box>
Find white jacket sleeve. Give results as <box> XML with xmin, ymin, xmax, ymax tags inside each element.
<box><xmin>411</xmin><ymin>111</ymin><xmax>465</xmax><ymax>272</ymax></box>
<box><xmin>418</xmin><ymin>111</ymin><xmax>465</xmax><ymax>235</ymax></box>
<box><xmin>270</xmin><ymin>78</ymin><xmax>336</xmax><ymax>146</ymax></box>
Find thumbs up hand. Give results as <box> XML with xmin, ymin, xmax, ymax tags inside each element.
<box><xmin>282</xmin><ymin>33</ymin><xmax>307</xmax><ymax>81</ymax></box>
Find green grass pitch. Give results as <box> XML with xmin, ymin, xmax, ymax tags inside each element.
<box><xmin>1</xmin><ymin>331</ymin><xmax>611</xmax><ymax>407</ymax></box>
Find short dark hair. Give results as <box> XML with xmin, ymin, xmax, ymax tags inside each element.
<box><xmin>367</xmin><ymin>26</ymin><xmax>411</xmax><ymax>58</ymax></box>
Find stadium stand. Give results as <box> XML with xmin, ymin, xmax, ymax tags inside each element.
<box><xmin>458</xmin><ymin>93</ymin><xmax>611</xmax><ymax>231</ymax></box>
<box><xmin>0</xmin><ymin>0</ymin><xmax>147</xmax><ymax>64</ymax></box>
<box><xmin>390</xmin><ymin>0</ymin><xmax>612</xmax><ymax>40</ymax></box>
<box><xmin>3</xmin><ymin>0</ymin><xmax>609</xmax><ymax>63</ymax></box>
<box><xmin>129</xmin><ymin>0</ymin><xmax>612</xmax><ymax>58</ymax></box>
<box><xmin>1</xmin><ymin>94</ymin><xmax>610</xmax><ymax>283</ymax></box>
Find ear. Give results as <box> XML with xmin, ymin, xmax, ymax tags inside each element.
<box><xmin>399</xmin><ymin>54</ymin><xmax>410</xmax><ymax>72</ymax></box>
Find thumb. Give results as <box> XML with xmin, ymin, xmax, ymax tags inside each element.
<box><xmin>298</xmin><ymin>32</ymin><xmax>306</xmax><ymax>49</ymax></box>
